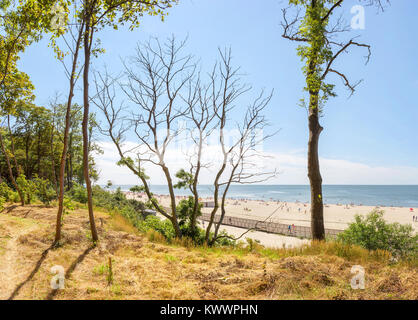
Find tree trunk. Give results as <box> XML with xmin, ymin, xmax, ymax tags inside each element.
<box><xmin>7</xmin><ymin>115</ymin><xmax>20</xmax><ymax>176</ymax></box>
<box><xmin>50</xmin><ymin>125</ymin><xmax>58</xmax><ymax>194</ymax></box>
<box><xmin>68</xmin><ymin>132</ymin><xmax>74</xmax><ymax>189</ymax></box>
<box><xmin>54</xmin><ymin>21</ymin><xmax>84</xmax><ymax>244</ymax></box>
<box><xmin>161</xmin><ymin>165</ymin><xmax>181</xmax><ymax>237</ymax></box>
<box><xmin>37</xmin><ymin>128</ymin><xmax>41</xmax><ymax>176</ymax></box>
<box><xmin>307</xmin><ymin>95</ymin><xmax>325</xmax><ymax>240</ymax></box>
<box><xmin>190</xmin><ymin>132</ymin><xmax>203</xmax><ymax>237</ymax></box>
<box><xmin>205</xmin><ymin>162</ymin><xmax>226</xmax><ymax>244</ymax></box>
<box><xmin>0</xmin><ymin>130</ymin><xmax>24</xmax><ymax>206</ymax></box>
<box><xmin>82</xmin><ymin>12</ymin><xmax>98</xmax><ymax>243</ymax></box>
<box><xmin>25</xmin><ymin>134</ymin><xmax>30</xmax><ymax>177</ymax></box>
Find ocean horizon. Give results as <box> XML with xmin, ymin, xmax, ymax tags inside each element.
<box><xmin>103</xmin><ymin>184</ymin><xmax>418</xmax><ymax>208</ymax></box>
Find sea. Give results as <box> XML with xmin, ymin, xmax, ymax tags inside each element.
<box><xmin>104</xmin><ymin>184</ymin><xmax>418</xmax><ymax>208</ymax></box>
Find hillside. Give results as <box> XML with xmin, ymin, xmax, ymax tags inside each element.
<box><xmin>0</xmin><ymin>204</ymin><xmax>416</xmax><ymax>300</ymax></box>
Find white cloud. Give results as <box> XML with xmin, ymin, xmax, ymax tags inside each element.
<box><xmin>95</xmin><ymin>141</ymin><xmax>418</xmax><ymax>185</ymax></box>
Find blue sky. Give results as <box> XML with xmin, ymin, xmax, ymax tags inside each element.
<box><xmin>18</xmin><ymin>0</ymin><xmax>418</xmax><ymax>184</ymax></box>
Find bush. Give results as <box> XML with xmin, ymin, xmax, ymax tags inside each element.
<box><xmin>0</xmin><ymin>182</ymin><xmax>13</xmax><ymax>201</ymax></box>
<box><xmin>176</xmin><ymin>196</ymin><xmax>203</xmax><ymax>240</ymax></box>
<box><xmin>10</xmin><ymin>191</ymin><xmax>20</xmax><ymax>203</ymax></box>
<box><xmin>63</xmin><ymin>196</ymin><xmax>75</xmax><ymax>216</ymax></box>
<box><xmin>16</xmin><ymin>174</ymin><xmax>37</xmax><ymax>204</ymax></box>
<box><xmin>89</xmin><ymin>185</ymin><xmax>235</xmax><ymax>247</ymax></box>
<box><xmin>69</xmin><ymin>183</ymin><xmax>88</xmax><ymax>204</ymax></box>
<box><xmin>0</xmin><ymin>196</ymin><xmax>5</xmax><ymax>211</ymax></box>
<box><xmin>138</xmin><ymin>215</ymin><xmax>177</xmax><ymax>241</ymax></box>
<box><xmin>129</xmin><ymin>185</ymin><xmax>145</xmax><ymax>193</ymax></box>
<box><xmin>337</xmin><ymin>211</ymin><xmax>418</xmax><ymax>259</ymax></box>
<box><xmin>91</xmin><ymin>185</ymin><xmax>145</xmax><ymax>227</ymax></box>
<box><xmin>33</xmin><ymin>177</ymin><xmax>56</xmax><ymax>205</ymax></box>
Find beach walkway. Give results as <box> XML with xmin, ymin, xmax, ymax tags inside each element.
<box><xmin>199</xmin><ymin>212</ymin><xmax>343</xmax><ymax>239</ymax></box>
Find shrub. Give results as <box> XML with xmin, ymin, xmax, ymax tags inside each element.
<box><xmin>63</xmin><ymin>196</ymin><xmax>75</xmax><ymax>215</ymax></box>
<box><xmin>0</xmin><ymin>196</ymin><xmax>5</xmax><ymax>211</ymax></box>
<box><xmin>337</xmin><ymin>210</ymin><xmax>418</xmax><ymax>259</ymax></box>
<box><xmin>176</xmin><ymin>196</ymin><xmax>203</xmax><ymax>240</ymax></box>
<box><xmin>89</xmin><ymin>185</ymin><xmax>235</xmax><ymax>247</ymax></box>
<box><xmin>69</xmin><ymin>183</ymin><xmax>88</xmax><ymax>204</ymax></box>
<box><xmin>10</xmin><ymin>191</ymin><xmax>20</xmax><ymax>203</ymax></box>
<box><xmin>129</xmin><ymin>185</ymin><xmax>145</xmax><ymax>193</ymax></box>
<box><xmin>137</xmin><ymin>215</ymin><xmax>177</xmax><ymax>241</ymax></box>
<box><xmin>33</xmin><ymin>177</ymin><xmax>56</xmax><ymax>205</ymax></box>
<box><xmin>16</xmin><ymin>174</ymin><xmax>37</xmax><ymax>204</ymax></box>
<box><xmin>0</xmin><ymin>182</ymin><xmax>13</xmax><ymax>201</ymax></box>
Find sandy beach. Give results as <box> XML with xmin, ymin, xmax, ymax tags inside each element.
<box><xmin>125</xmin><ymin>192</ymin><xmax>418</xmax><ymax>247</ymax></box>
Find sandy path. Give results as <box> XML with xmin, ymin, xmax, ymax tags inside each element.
<box><xmin>0</xmin><ymin>219</ymin><xmax>38</xmax><ymax>300</ymax></box>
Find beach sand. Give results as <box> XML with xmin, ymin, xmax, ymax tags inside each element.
<box><xmin>125</xmin><ymin>192</ymin><xmax>418</xmax><ymax>247</ymax></box>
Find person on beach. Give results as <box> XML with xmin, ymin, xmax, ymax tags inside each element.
<box><xmin>288</xmin><ymin>225</ymin><xmax>291</xmax><ymax>233</ymax></box>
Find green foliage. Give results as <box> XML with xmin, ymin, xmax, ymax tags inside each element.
<box><xmin>33</xmin><ymin>176</ymin><xmax>56</xmax><ymax>205</ymax></box>
<box><xmin>0</xmin><ymin>182</ymin><xmax>13</xmax><ymax>201</ymax></box>
<box><xmin>16</xmin><ymin>174</ymin><xmax>36</xmax><ymax>203</ymax></box>
<box><xmin>176</xmin><ymin>196</ymin><xmax>203</xmax><ymax>241</ymax></box>
<box><xmin>10</xmin><ymin>191</ymin><xmax>20</xmax><ymax>203</ymax></box>
<box><xmin>286</xmin><ymin>0</ymin><xmax>347</xmax><ymax>110</ymax></box>
<box><xmin>174</xmin><ymin>169</ymin><xmax>194</xmax><ymax>190</ymax></box>
<box><xmin>92</xmin><ymin>185</ymin><xmax>144</xmax><ymax>227</ymax></box>
<box><xmin>105</xmin><ymin>180</ymin><xmax>113</xmax><ymax>189</ymax></box>
<box><xmin>129</xmin><ymin>185</ymin><xmax>145</xmax><ymax>193</ymax></box>
<box><xmin>138</xmin><ymin>215</ymin><xmax>177</xmax><ymax>241</ymax></box>
<box><xmin>177</xmin><ymin>196</ymin><xmax>202</xmax><ymax>225</ymax></box>
<box><xmin>89</xmin><ymin>185</ymin><xmax>234</xmax><ymax>247</ymax></box>
<box><xmin>69</xmin><ymin>183</ymin><xmax>88</xmax><ymax>204</ymax></box>
<box><xmin>63</xmin><ymin>196</ymin><xmax>75</xmax><ymax>216</ymax></box>
<box><xmin>0</xmin><ymin>196</ymin><xmax>5</xmax><ymax>211</ymax></box>
<box><xmin>337</xmin><ymin>211</ymin><xmax>418</xmax><ymax>259</ymax></box>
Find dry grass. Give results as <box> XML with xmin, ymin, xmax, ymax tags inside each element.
<box><xmin>0</xmin><ymin>203</ymin><xmax>416</xmax><ymax>300</ymax></box>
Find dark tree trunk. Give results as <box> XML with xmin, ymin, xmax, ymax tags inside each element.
<box><xmin>82</xmin><ymin>11</ymin><xmax>98</xmax><ymax>243</ymax></box>
<box><xmin>7</xmin><ymin>115</ymin><xmax>20</xmax><ymax>176</ymax></box>
<box><xmin>0</xmin><ymin>131</ymin><xmax>24</xmax><ymax>206</ymax></box>
<box><xmin>68</xmin><ymin>132</ymin><xmax>74</xmax><ymax>189</ymax></box>
<box><xmin>50</xmin><ymin>125</ymin><xmax>58</xmax><ymax>194</ymax></box>
<box><xmin>24</xmin><ymin>134</ymin><xmax>30</xmax><ymax>177</ymax></box>
<box><xmin>65</xmin><ymin>157</ymin><xmax>70</xmax><ymax>189</ymax></box>
<box><xmin>307</xmin><ymin>95</ymin><xmax>325</xmax><ymax>240</ymax></box>
<box><xmin>37</xmin><ymin>128</ymin><xmax>41</xmax><ymax>176</ymax></box>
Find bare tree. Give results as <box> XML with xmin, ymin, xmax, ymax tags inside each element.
<box><xmin>94</xmin><ymin>38</ymin><xmax>277</xmax><ymax>244</ymax></box>
<box><xmin>195</xmin><ymin>49</ymin><xmax>276</xmax><ymax>245</ymax></box>
<box><xmin>94</xmin><ymin>36</ymin><xmax>195</xmax><ymax>237</ymax></box>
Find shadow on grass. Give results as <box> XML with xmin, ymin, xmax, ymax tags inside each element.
<box><xmin>5</xmin><ymin>205</ymin><xmax>19</xmax><ymax>213</ymax></box>
<box><xmin>46</xmin><ymin>245</ymin><xmax>95</xmax><ymax>300</ymax></box>
<box><xmin>8</xmin><ymin>245</ymin><xmax>53</xmax><ymax>300</ymax></box>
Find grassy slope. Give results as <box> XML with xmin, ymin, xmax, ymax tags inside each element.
<box><xmin>0</xmin><ymin>203</ymin><xmax>416</xmax><ymax>300</ymax></box>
